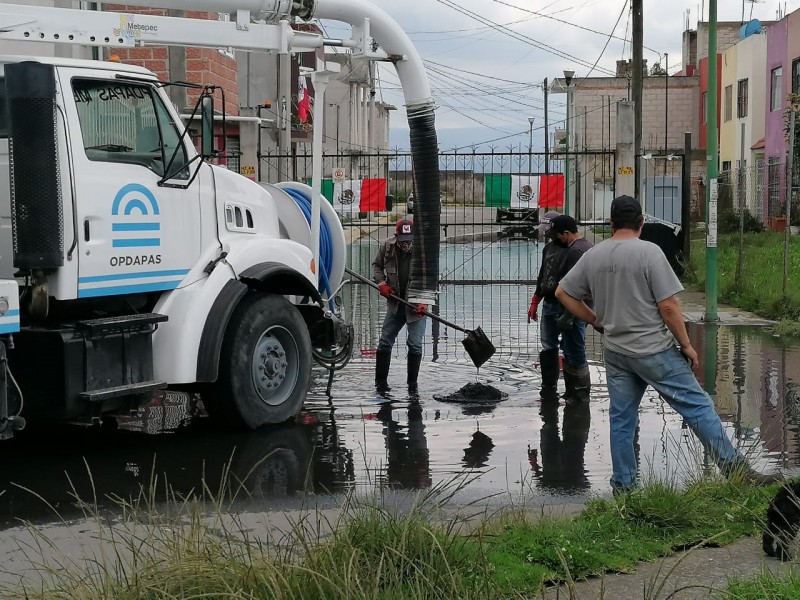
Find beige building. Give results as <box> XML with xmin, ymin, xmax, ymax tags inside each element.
<box><xmin>551</xmin><ymin>63</ymin><xmax>699</xmax><ymax>222</ymax></box>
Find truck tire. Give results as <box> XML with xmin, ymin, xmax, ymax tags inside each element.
<box><xmin>213</xmin><ymin>292</ymin><xmax>311</xmax><ymax>429</ymax></box>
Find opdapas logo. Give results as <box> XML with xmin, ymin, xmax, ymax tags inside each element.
<box><xmin>113</xmin><ymin>14</ymin><xmax>159</xmax><ymax>40</ymax></box>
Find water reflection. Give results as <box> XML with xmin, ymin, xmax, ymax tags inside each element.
<box><xmin>3</xmin><ymin>319</ymin><xmax>800</xmax><ymax>527</ymax></box>
<box><xmin>363</xmin><ymin>401</ymin><xmax>432</xmax><ymax>490</ymax></box>
<box><xmin>529</xmin><ymin>398</ymin><xmax>591</xmax><ymax>492</ymax></box>
<box><xmin>690</xmin><ymin>324</ymin><xmax>800</xmax><ymax>470</ymax></box>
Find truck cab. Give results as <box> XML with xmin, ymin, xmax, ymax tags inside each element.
<box><xmin>0</xmin><ymin>56</ymin><xmax>346</xmax><ymax>438</ymax></box>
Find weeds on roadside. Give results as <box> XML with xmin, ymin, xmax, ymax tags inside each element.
<box><xmin>0</xmin><ymin>444</ymin><xmax>787</xmax><ymax>600</ymax></box>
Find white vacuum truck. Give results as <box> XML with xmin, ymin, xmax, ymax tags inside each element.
<box><xmin>0</xmin><ymin>0</ymin><xmax>442</xmax><ymax>439</ymax></box>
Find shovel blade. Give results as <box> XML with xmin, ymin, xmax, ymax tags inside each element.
<box><xmin>461</xmin><ymin>327</ymin><xmax>496</xmax><ymax>368</ymax></box>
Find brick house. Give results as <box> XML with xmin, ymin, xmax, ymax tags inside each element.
<box><xmin>550</xmin><ymin>60</ymin><xmax>700</xmax><ymax>222</ymax></box>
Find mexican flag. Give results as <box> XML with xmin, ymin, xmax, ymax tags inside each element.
<box><xmin>484</xmin><ymin>174</ymin><xmax>565</xmax><ymax>208</ymax></box>
<box><xmin>308</xmin><ymin>178</ymin><xmax>388</xmax><ymax>216</ymax></box>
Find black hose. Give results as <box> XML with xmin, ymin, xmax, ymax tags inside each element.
<box><xmin>406</xmin><ymin>104</ymin><xmax>440</xmax><ymax>305</ymax></box>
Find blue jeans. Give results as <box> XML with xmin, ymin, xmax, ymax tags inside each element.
<box><xmin>540</xmin><ymin>299</ymin><xmax>587</xmax><ymax>367</ymax></box>
<box><xmin>377</xmin><ymin>308</ymin><xmax>427</xmax><ymax>356</ymax></box>
<box><xmin>604</xmin><ymin>345</ymin><xmax>741</xmax><ymax>492</ymax></box>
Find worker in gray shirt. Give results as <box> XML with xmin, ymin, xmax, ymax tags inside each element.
<box><xmin>555</xmin><ymin>195</ymin><xmax>781</xmax><ymax>493</ymax></box>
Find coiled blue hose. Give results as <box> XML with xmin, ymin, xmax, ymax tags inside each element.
<box><xmin>282</xmin><ymin>186</ymin><xmax>335</xmax><ymax>310</ymax></box>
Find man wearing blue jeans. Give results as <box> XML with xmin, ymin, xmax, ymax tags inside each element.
<box><xmin>555</xmin><ymin>195</ymin><xmax>781</xmax><ymax>492</ymax></box>
<box><xmin>373</xmin><ymin>219</ymin><xmax>427</xmax><ymax>396</ymax></box>
<box><xmin>529</xmin><ymin>213</ymin><xmax>592</xmax><ymax>402</ymax></box>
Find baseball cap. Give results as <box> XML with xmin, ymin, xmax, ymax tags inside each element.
<box><xmin>538</xmin><ymin>211</ymin><xmax>562</xmax><ymax>234</ymax></box>
<box><xmin>550</xmin><ymin>214</ymin><xmax>578</xmax><ymax>234</ymax></box>
<box><xmin>610</xmin><ymin>195</ymin><xmax>642</xmax><ymax>220</ymax></box>
<box><xmin>395</xmin><ymin>218</ymin><xmax>413</xmax><ymax>241</ymax></box>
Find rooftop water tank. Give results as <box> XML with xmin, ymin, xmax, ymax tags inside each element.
<box><xmin>739</xmin><ymin>19</ymin><xmax>762</xmax><ymax>39</ymax></box>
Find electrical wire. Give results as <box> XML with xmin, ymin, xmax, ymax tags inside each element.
<box><xmin>432</xmin><ymin>0</ymin><xmax>617</xmax><ymax>76</ymax></box>
<box><xmin>578</xmin><ymin>0</ymin><xmax>629</xmax><ymax>82</ymax></box>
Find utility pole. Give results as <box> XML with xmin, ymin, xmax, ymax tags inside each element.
<box><xmin>705</xmin><ymin>0</ymin><xmax>719</xmax><ymax>321</ymax></box>
<box><xmin>632</xmin><ymin>0</ymin><xmax>643</xmax><ymax>199</ymax></box>
<box><xmin>564</xmin><ymin>70</ymin><xmax>574</xmax><ymax>216</ymax></box>
<box><xmin>544</xmin><ymin>77</ymin><xmax>550</xmax><ymax>175</ymax></box>
<box><xmin>528</xmin><ymin>117</ymin><xmax>535</xmax><ymax>174</ymax></box>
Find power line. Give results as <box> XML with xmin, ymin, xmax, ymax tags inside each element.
<box><xmin>579</xmin><ymin>0</ymin><xmax>629</xmax><ymax>81</ymax></box>
<box><xmin>432</xmin><ymin>0</ymin><xmax>617</xmax><ymax>76</ymax></box>
<box><xmin>491</xmin><ymin>0</ymin><xmax>662</xmax><ymax>57</ymax></box>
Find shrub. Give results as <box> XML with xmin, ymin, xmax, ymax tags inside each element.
<box><xmin>718</xmin><ymin>208</ymin><xmax>764</xmax><ymax>234</ymax></box>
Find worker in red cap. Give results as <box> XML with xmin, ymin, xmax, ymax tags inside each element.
<box><xmin>372</xmin><ymin>218</ymin><xmax>428</xmax><ymax>396</ymax></box>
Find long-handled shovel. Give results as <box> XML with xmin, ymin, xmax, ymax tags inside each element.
<box><xmin>345</xmin><ymin>268</ymin><xmax>496</xmax><ymax>368</ymax></box>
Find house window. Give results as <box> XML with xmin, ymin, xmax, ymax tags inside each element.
<box><xmin>737</xmin><ymin>79</ymin><xmax>749</xmax><ymax>118</ymax></box>
<box><xmin>793</xmin><ymin>58</ymin><xmax>800</xmax><ymax>94</ymax></box>
<box><xmin>722</xmin><ymin>161</ymin><xmax>732</xmax><ymax>173</ymax></box>
<box><xmin>724</xmin><ymin>85</ymin><xmax>733</xmax><ymax>121</ymax></box>
<box><xmin>771</xmin><ymin>67</ymin><xmax>783</xmax><ymax>111</ymax></box>
<box><xmin>702</xmin><ymin>91</ymin><xmax>708</xmax><ymax>124</ymax></box>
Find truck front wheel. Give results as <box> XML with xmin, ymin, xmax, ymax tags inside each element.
<box><xmin>212</xmin><ymin>292</ymin><xmax>311</xmax><ymax>428</ymax></box>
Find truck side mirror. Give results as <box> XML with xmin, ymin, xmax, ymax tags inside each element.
<box><xmin>200</xmin><ymin>94</ymin><xmax>215</xmax><ymax>158</ymax></box>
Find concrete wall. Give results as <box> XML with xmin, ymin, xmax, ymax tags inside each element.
<box><xmin>697</xmin><ymin>22</ymin><xmax>758</xmax><ymax>61</ymax></box>
<box><xmin>735</xmin><ymin>33</ymin><xmax>767</xmax><ymax>167</ymax></box>
<box><xmin>554</xmin><ymin>76</ymin><xmax>699</xmax><ymax>153</ymax></box>
<box><xmin>789</xmin><ymin>11</ymin><xmax>800</xmax><ymax>92</ymax></box>
<box><xmin>765</xmin><ymin>19</ymin><xmax>789</xmax><ymax>162</ymax></box>
<box><xmin>720</xmin><ymin>44</ymin><xmax>737</xmax><ymax>169</ymax></box>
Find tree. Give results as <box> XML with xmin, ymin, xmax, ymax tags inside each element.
<box><xmin>650</xmin><ymin>62</ymin><xmax>667</xmax><ymax>76</ymax></box>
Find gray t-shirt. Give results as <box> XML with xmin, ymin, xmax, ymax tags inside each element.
<box><xmin>558</xmin><ymin>237</ymin><xmax>684</xmax><ymax>356</ymax></box>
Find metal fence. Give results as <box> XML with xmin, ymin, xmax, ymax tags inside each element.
<box><xmin>259</xmin><ymin>149</ymin><xmax>614</xmax><ymax>363</ymax></box>
<box><xmin>689</xmin><ymin>158</ymin><xmax>800</xmax><ymax>297</ymax></box>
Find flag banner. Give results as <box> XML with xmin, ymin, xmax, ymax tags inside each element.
<box><xmin>298</xmin><ymin>76</ymin><xmax>310</xmax><ymax>124</ymax></box>
<box><xmin>484</xmin><ymin>174</ymin><xmax>511</xmax><ymax>207</ymax></box>
<box><xmin>360</xmin><ymin>178</ymin><xmax>387</xmax><ymax>212</ymax></box>
<box><xmin>485</xmin><ymin>174</ymin><xmax>541</xmax><ymax>208</ymax></box>
<box><xmin>510</xmin><ymin>175</ymin><xmax>539</xmax><ymax>209</ymax></box>
<box><xmin>539</xmin><ymin>174</ymin><xmax>565</xmax><ymax>208</ymax></box>
<box><xmin>333</xmin><ymin>180</ymin><xmax>361</xmax><ymax>217</ymax></box>
<box><xmin>304</xmin><ymin>178</ymin><xmax>335</xmax><ymax>204</ymax></box>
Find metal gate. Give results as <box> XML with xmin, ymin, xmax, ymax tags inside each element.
<box><xmin>259</xmin><ymin>149</ymin><xmax>615</xmax><ymax>364</ymax></box>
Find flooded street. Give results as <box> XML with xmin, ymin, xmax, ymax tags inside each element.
<box><xmin>0</xmin><ymin>241</ymin><xmax>799</xmax><ymax>530</ymax></box>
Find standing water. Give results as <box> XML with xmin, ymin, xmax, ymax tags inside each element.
<box><xmin>0</xmin><ymin>241</ymin><xmax>797</xmax><ymax>527</ymax></box>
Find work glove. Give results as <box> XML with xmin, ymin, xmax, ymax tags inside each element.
<box><xmin>414</xmin><ymin>304</ymin><xmax>428</xmax><ymax>316</ymax></box>
<box><xmin>378</xmin><ymin>282</ymin><xmax>395</xmax><ymax>298</ymax></box>
<box><xmin>557</xmin><ymin>310</ymin><xmax>575</xmax><ymax>331</ymax></box>
<box><xmin>527</xmin><ymin>294</ymin><xmax>541</xmax><ymax>323</ymax></box>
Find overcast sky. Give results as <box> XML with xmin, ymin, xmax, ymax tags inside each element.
<box><xmin>319</xmin><ymin>0</ymin><xmax>800</xmax><ymax>151</ymax></box>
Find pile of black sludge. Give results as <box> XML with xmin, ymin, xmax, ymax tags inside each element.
<box><xmin>433</xmin><ymin>382</ymin><xmax>508</xmax><ymax>404</ymax></box>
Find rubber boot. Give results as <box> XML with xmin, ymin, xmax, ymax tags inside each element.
<box><xmin>539</xmin><ymin>349</ymin><xmax>560</xmax><ymax>395</ymax></box>
<box><xmin>375</xmin><ymin>351</ymin><xmax>392</xmax><ymax>395</ymax></box>
<box><xmin>563</xmin><ymin>362</ymin><xmax>591</xmax><ymax>404</ymax></box>
<box><xmin>407</xmin><ymin>353</ymin><xmax>423</xmax><ymax>396</ymax></box>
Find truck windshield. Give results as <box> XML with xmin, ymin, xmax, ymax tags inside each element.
<box><xmin>72</xmin><ymin>78</ymin><xmax>188</xmax><ymax>179</ymax></box>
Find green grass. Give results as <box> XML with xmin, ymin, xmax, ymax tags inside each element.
<box><xmin>725</xmin><ymin>569</ymin><xmax>800</xmax><ymax>599</ymax></box>
<box><xmin>686</xmin><ymin>232</ymin><xmax>800</xmax><ymax>321</ymax></box>
<box><xmin>4</xmin><ymin>476</ymin><xmax>781</xmax><ymax>600</ymax></box>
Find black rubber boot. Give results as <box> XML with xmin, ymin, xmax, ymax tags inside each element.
<box><xmin>539</xmin><ymin>349</ymin><xmax>560</xmax><ymax>394</ymax></box>
<box><xmin>407</xmin><ymin>353</ymin><xmax>423</xmax><ymax>395</ymax></box>
<box><xmin>563</xmin><ymin>362</ymin><xmax>591</xmax><ymax>404</ymax></box>
<box><xmin>375</xmin><ymin>351</ymin><xmax>392</xmax><ymax>395</ymax></box>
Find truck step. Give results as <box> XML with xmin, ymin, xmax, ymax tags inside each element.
<box><xmin>79</xmin><ymin>380</ymin><xmax>167</xmax><ymax>402</ymax></box>
<box><xmin>76</xmin><ymin>313</ymin><xmax>168</xmax><ymax>335</ymax></box>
